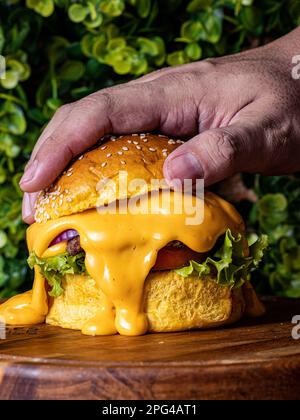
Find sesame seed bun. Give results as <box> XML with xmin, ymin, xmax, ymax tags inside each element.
<box><xmin>35</xmin><ymin>134</ymin><xmax>183</xmax><ymax>223</ymax></box>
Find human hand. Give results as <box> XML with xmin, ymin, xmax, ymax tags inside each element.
<box><xmin>21</xmin><ymin>28</ymin><xmax>300</xmax><ymax>223</ymax></box>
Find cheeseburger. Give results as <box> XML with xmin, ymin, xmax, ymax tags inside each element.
<box><xmin>0</xmin><ymin>134</ymin><xmax>267</xmax><ymax>336</ymax></box>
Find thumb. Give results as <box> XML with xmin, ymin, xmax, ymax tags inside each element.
<box><xmin>163</xmin><ymin>124</ymin><xmax>257</xmax><ymax>187</ymax></box>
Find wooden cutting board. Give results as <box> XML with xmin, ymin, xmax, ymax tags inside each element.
<box><xmin>0</xmin><ymin>297</ymin><xmax>299</xmax><ymax>400</ymax></box>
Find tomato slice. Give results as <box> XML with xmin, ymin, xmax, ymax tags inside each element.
<box><xmin>153</xmin><ymin>244</ymin><xmax>205</xmax><ymax>271</ymax></box>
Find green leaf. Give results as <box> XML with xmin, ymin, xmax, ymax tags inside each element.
<box><xmin>81</xmin><ymin>34</ymin><xmax>95</xmax><ymax>57</ymax></box>
<box><xmin>6</xmin><ymin>59</ymin><xmax>31</xmax><ymax>82</ymax></box>
<box><xmin>1</xmin><ymin>70</ymin><xmax>19</xmax><ymax>89</ymax></box>
<box><xmin>167</xmin><ymin>50</ymin><xmax>189</xmax><ymax>66</ymax></box>
<box><xmin>258</xmin><ymin>193</ymin><xmax>288</xmax><ymax>214</ymax></box>
<box><xmin>46</xmin><ymin>97</ymin><xmax>63</xmax><ymax>111</ymax></box>
<box><xmin>175</xmin><ymin>261</ymin><xmax>194</xmax><ymax>277</ymax></box>
<box><xmin>28</xmin><ymin>251</ymin><xmax>87</xmax><ymax>298</ymax></box>
<box><xmin>185</xmin><ymin>42</ymin><xmax>202</xmax><ymax>60</ymax></box>
<box><xmin>152</xmin><ymin>36</ymin><xmax>166</xmax><ymax>66</ymax></box>
<box><xmin>68</xmin><ymin>4</ymin><xmax>89</xmax><ymax>23</ymax></box>
<box><xmin>131</xmin><ymin>56</ymin><xmax>148</xmax><ymax>75</ymax></box>
<box><xmin>91</xmin><ymin>36</ymin><xmax>106</xmax><ymax>61</ymax></box>
<box><xmin>113</xmin><ymin>58</ymin><xmax>132</xmax><ymax>75</ymax></box>
<box><xmin>83</xmin><ymin>14</ymin><xmax>103</xmax><ymax>29</ymax></box>
<box><xmin>0</xmin><ymin>102</ymin><xmax>27</xmax><ymax>135</ymax></box>
<box><xmin>100</xmin><ymin>0</ymin><xmax>125</xmax><ymax>17</ymax></box>
<box><xmin>239</xmin><ymin>6</ymin><xmax>263</xmax><ymax>35</ymax></box>
<box><xmin>0</xmin><ymin>231</ymin><xmax>8</xmax><ymax>248</ymax></box>
<box><xmin>104</xmin><ymin>46</ymin><xmax>138</xmax><ymax>74</ymax></box>
<box><xmin>136</xmin><ymin>0</ymin><xmax>151</xmax><ymax>18</ymax></box>
<box><xmin>137</xmin><ymin>37</ymin><xmax>159</xmax><ymax>56</ymax></box>
<box><xmin>180</xmin><ymin>20</ymin><xmax>204</xmax><ymax>42</ymax></box>
<box><xmin>199</xmin><ymin>10</ymin><xmax>223</xmax><ymax>44</ymax></box>
<box><xmin>26</xmin><ymin>0</ymin><xmax>55</xmax><ymax>17</ymax></box>
<box><xmin>0</xmin><ymin>27</ymin><xmax>5</xmax><ymax>55</ymax></box>
<box><xmin>58</xmin><ymin>60</ymin><xmax>85</xmax><ymax>81</ymax></box>
<box><xmin>107</xmin><ymin>38</ymin><xmax>127</xmax><ymax>51</ymax></box>
<box><xmin>187</xmin><ymin>0</ymin><xmax>212</xmax><ymax>13</ymax></box>
<box><xmin>106</xmin><ymin>24</ymin><xmax>120</xmax><ymax>40</ymax></box>
<box><xmin>176</xmin><ymin>230</ymin><xmax>268</xmax><ymax>289</ymax></box>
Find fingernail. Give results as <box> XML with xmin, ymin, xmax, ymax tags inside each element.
<box><xmin>20</xmin><ymin>159</ymin><xmax>38</xmax><ymax>186</ymax></box>
<box><xmin>22</xmin><ymin>193</ymin><xmax>32</xmax><ymax>222</ymax></box>
<box><xmin>22</xmin><ymin>193</ymin><xmax>37</xmax><ymax>224</ymax></box>
<box><xmin>165</xmin><ymin>153</ymin><xmax>204</xmax><ymax>184</ymax></box>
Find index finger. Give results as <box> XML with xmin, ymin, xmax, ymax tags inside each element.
<box><xmin>19</xmin><ymin>81</ymin><xmax>165</xmax><ymax>193</ymax></box>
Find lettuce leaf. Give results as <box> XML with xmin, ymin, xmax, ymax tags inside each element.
<box><xmin>27</xmin><ymin>229</ymin><xmax>268</xmax><ymax>298</ymax></box>
<box><xmin>27</xmin><ymin>252</ymin><xmax>87</xmax><ymax>298</ymax></box>
<box><xmin>175</xmin><ymin>230</ymin><xmax>268</xmax><ymax>289</ymax></box>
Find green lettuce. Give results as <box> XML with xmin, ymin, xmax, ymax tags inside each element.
<box><xmin>175</xmin><ymin>230</ymin><xmax>268</xmax><ymax>289</ymax></box>
<box><xmin>27</xmin><ymin>252</ymin><xmax>87</xmax><ymax>298</ymax></box>
<box><xmin>27</xmin><ymin>229</ymin><xmax>268</xmax><ymax>298</ymax></box>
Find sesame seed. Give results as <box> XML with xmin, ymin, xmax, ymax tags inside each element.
<box><xmin>110</xmin><ymin>136</ymin><xmax>116</xmax><ymax>140</ymax></box>
<box><xmin>66</xmin><ymin>197</ymin><xmax>73</xmax><ymax>203</ymax></box>
<box><xmin>67</xmin><ymin>172</ymin><xmax>72</xmax><ymax>177</ymax></box>
<box><xmin>59</xmin><ymin>199</ymin><xmax>63</xmax><ymax>206</ymax></box>
<box><xmin>176</xmin><ymin>140</ymin><xmax>184</xmax><ymax>144</ymax></box>
<box><xmin>55</xmin><ymin>210</ymin><xmax>59</xmax><ymax>216</ymax></box>
<box><xmin>149</xmin><ymin>147</ymin><xmax>156</xmax><ymax>152</ymax></box>
<box><xmin>78</xmin><ymin>155</ymin><xmax>84</xmax><ymax>160</ymax></box>
<box><xmin>163</xmin><ymin>152</ymin><xmax>168</xmax><ymax>157</ymax></box>
<box><xmin>140</xmin><ymin>134</ymin><xmax>146</xmax><ymax>138</ymax></box>
<box><xmin>143</xmin><ymin>139</ymin><xmax>148</xmax><ymax>143</ymax></box>
<box><xmin>122</xmin><ymin>146</ymin><xmax>129</xmax><ymax>151</ymax></box>
<box><xmin>168</xmin><ymin>139</ymin><xmax>175</xmax><ymax>144</ymax></box>
<box><xmin>127</xmin><ymin>140</ymin><xmax>132</xmax><ymax>144</ymax></box>
<box><xmin>89</xmin><ymin>167</ymin><xmax>102</xmax><ymax>177</ymax></box>
<box><xmin>65</xmin><ymin>189</ymin><xmax>69</xmax><ymax>193</ymax></box>
<box><xmin>101</xmin><ymin>146</ymin><xmax>107</xmax><ymax>150</ymax></box>
<box><xmin>120</xmin><ymin>160</ymin><xmax>126</xmax><ymax>165</ymax></box>
<box><xmin>51</xmin><ymin>203</ymin><xmax>55</xmax><ymax>208</ymax></box>
<box><xmin>158</xmin><ymin>134</ymin><xmax>167</xmax><ymax>138</ymax></box>
<box><xmin>133</xmin><ymin>141</ymin><xmax>139</xmax><ymax>145</ymax></box>
<box><xmin>101</xmin><ymin>162</ymin><xmax>107</xmax><ymax>167</ymax></box>
<box><xmin>106</xmin><ymin>153</ymin><xmax>112</xmax><ymax>158</ymax></box>
<box><xmin>136</xmin><ymin>145</ymin><xmax>141</xmax><ymax>150</ymax></box>
<box><xmin>132</xmin><ymin>134</ymin><xmax>138</xmax><ymax>136</ymax></box>
<box><xmin>162</xmin><ymin>149</ymin><xmax>167</xmax><ymax>152</ymax></box>
<box><xmin>117</xmin><ymin>151</ymin><xmax>123</xmax><ymax>155</ymax></box>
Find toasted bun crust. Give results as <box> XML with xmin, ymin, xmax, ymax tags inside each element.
<box><xmin>46</xmin><ymin>272</ymin><xmax>265</xmax><ymax>333</ymax></box>
<box><xmin>35</xmin><ymin>134</ymin><xmax>183</xmax><ymax>223</ymax></box>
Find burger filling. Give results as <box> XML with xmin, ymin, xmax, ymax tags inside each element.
<box><xmin>28</xmin><ymin>230</ymin><xmax>268</xmax><ymax>298</ymax></box>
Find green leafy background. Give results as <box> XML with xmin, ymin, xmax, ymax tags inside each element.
<box><xmin>0</xmin><ymin>0</ymin><xmax>299</xmax><ymax>298</ymax></box>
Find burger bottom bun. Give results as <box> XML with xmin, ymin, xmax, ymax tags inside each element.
<box><xmin>46</xmin><ymin>272</ymin><xmax>265</xmax><ymax>334</ymax></box>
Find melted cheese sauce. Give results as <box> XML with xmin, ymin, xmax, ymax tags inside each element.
<box><xmin>0</xmin><ymin>191</ymin><xmax>244</xmax><ymax>336</ymax></box>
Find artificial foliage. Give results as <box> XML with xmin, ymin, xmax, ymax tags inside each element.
<box><xmin>0</xmin><ymin>0</ymin><xmax>299</xmax><ymax>297</ymax></box>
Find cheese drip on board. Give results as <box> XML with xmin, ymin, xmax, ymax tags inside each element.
<box><xmin>0</xmin><ymin>191</ymin><xmax>244</xmax><ymax>336</ymax></box>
